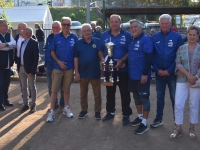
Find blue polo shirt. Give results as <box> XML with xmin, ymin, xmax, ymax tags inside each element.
<box><xmin>128</xmin><ymin>33</ymin><xmax>153</xmax><ymax>80</ymax></box>
<box><xmin>51</xmin><ymin>32</ymin><xmax>78</xmax><ymax>70</ymax></box>
<box><xmin>44</xmin><ymin>33</ymin><xmax>54</xmax><ymax>69</ymax></box>
<box><xmin>99</xmin><ymin>29</ymin><xmax>132</xmax><ymax>72</ymax></box>
<box><xmin>75</xmin><ymin>37</ymin><xmax>100</xmax><ymax>79</ymax></box>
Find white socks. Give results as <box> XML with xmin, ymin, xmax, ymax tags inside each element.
<box><xmin>138</xmin><ymin>114</ymin><xmax>143</xmax><ymax>120</ymax></box>
<box><xmin>142</xmin><ymin>118</ymin><xmax>147</xmax><ymax>126</ymax></box>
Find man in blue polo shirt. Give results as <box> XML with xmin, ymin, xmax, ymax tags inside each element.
<box><xmin>74</xmin><ymin>23</ymin><xmax>102</xmax><ymax>120</ymax></box>
<box><xmin>98</xmin><ymin>14</ymin><xmax>132</xmax><ymax>126</ymax></box>
<box><xmin>127</xmin><ymin>20</ymin><xmax>153</xmax><ymax>134</ymax></box>
<box><xmin>44</xmin><ymin>21</ymin><xmax>64</xmax><ymax>111</ymax></box>
<box><xmin>46</xmin><ymin>17</ymin><xmax>78</xmax><ymax>122</ymax></box>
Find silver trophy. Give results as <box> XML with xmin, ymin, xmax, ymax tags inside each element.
<box><xmin>102</xmin><ymin>38</ymin><xmax>119</xmax><ymax>86</ymax></box>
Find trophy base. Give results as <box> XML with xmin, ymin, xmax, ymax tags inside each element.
<box><xmin>102</xmin><ymin>82</ymin><xmax>116</xmax><ymax>86</ymax></box>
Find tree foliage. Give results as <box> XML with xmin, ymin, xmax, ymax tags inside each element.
<box><xmin>0</xmin><ymin>0</ymin><xmax>14</xmax><ymax>8</ymax></box>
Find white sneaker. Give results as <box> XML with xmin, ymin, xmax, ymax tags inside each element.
<box><xmin>18</xmin><ymin>99</ymin><xmax>24</xmax><ymax>105</ymax></box>
<box><xmin>63</xmin><ymin>107</ymin><xmax>73</xmax><ymax>118</ymax></box>
<box><xmin>46</xmin><ymin>110</ymin><xmax>55</xmax><ymax>122</ymax></box>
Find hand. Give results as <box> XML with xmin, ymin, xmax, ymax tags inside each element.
<box><xmin>0</xmin><ymin>43</ymin><xmax>6</xmax><ymax>49</ymax></box>
<box><xmin>28</xmin><ymin>73</ymin><xmax>33</xmax><ymax>76</ymax></box>
<box><xmin>141</xmin><ymin>75</ymin><xmax>147</xmax><ymax>84</ymax></box>
<box><xmin>75</xmin><ymin>72</ymin><xmax>80</xmax><ymax>82</ymax></box>
<box><xmin>187</xmin><ymin>74</ymin><xmax>197</xmax><ymax>85</ymax></box>
<box><xmin>158</xmin><ymin>70</ymin><xmax>165</xmax><ymax>76</ymax></box>
<box><xmin>44</xmin><ymin>67</ymin><xmax>47</xmax><ymax>71</ymax></box>
<box><xmin>57</xmin><ymin>60</ymin><xmax>67</xmax><ymax>70</ymax></box>
<box><xmin>163</xmin><ymin>70</ymin><xmax>170</xmax><ymax>76</ymax></box>
<box><xmin>114</xmin><ymin>59</ymin><xmax>124</xmax><ymax>68</ymax></box>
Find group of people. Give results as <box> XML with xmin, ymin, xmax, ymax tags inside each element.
<box><xmin>0</xmin><ymin>13</ymin><xmax>200</xmax><ymax>137</ymax></box>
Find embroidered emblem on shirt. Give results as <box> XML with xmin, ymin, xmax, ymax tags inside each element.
<box><xmin>92</xmin><ymin>44</ymin><xmax>96</xmax><ymax>48</ymax></box>
<box><xmin>120</xmin><ymin>36</ymin><xmax>126</xmax><ymax>42</ymax></box>
<box><xmin>168</xmin><ymin>40</ymin><xmax>173</xmax><ymax>47</ymax></box>
<box><xmin>156</xmin><ymin>41</ymin><xmax>160</xmax><ymax>44</ymax></box>
<box><xmin>135</xmin><ymin>41</ymin><xmax>140</xmax><ymax>48</ymax></box>
<box><xmin>70</xmin><ymin>39</ymin><xmax>75</xmax><ymax>46</ymax></box>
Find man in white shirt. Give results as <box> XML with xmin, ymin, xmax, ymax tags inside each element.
<box><xmin>0</xmin><ymin>19</ymin><xmax>16</xmax><ymax>111</ymax></box>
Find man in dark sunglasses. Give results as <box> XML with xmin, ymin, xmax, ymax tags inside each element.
<box><xmin>46</xmin><ymin>17</ymin><xmax>78</xmax><ymax>122</ymax></box>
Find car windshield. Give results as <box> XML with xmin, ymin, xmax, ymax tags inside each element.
<box><xmin>72</xmin><ymin>22</ymin><xmax>81</xmax><ymax>26</ymax></box>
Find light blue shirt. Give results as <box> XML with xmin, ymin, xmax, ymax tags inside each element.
<box><xmin>20</xmin><ymin>38</ymin><xmax>30</xmax><ymax>65</ymax></box>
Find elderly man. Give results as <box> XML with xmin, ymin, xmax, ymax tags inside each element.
<box><xmin>74</xmin><ymin>23</ymin><xmax>102</xmax><ymax>119</ymax></box>
<box><xmin>46</xmin><ymin>17</ymin><xmax>78</xmax><ymax>122</ymax></box>
<box><xmin>91</xmin><ymin>22</ymin><xmax>96</xmax><ymax>35</ymax></box>
<box><xmin>92</xmin><ymin>26</ymin><xmax>102</xmax><ymax>39</ymax></box>
<box><xmin>98</xmin><ymin>14</ymin><xmax>132</xmax><ymax>126</ymax></box>
<box><xmin>151</xmin><ymin>14</ymin><xmax>184</xmax><ymax>128</ymax></box>
<box><xmin>127</xmin><ymin>20</ymin><xmax>153</xmax><ymax>134</ymax></box>
<box><xmin>35</xmin><ymin>23</ymin><xmax>45</xmax><ymax>55</ymax></box>
<box><xmin>17</xmin><ymin>27</ymin><xmax>39</xmax><ymax>113</ymax></box>
<box><xmin>15</xmin><ymin>23</ymin><xmax>36</xmax><ymax>105</ymax></box>
<box><xmin>0</xmin><ymin>19</ymin><xmax>16</xmax><ymax>111</ymax></box>
<box><xmin>44</xmin><ymin>21</ymin><xmax>64</xmax><ymax>111</ymax></box>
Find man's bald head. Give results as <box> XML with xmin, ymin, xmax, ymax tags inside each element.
<box><xmin>22</xmin><ymin>27</ymin><xmax>33</xmax><ymax>39</ymax></box>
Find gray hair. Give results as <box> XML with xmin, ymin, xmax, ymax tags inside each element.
<box><xmin>19</xmin><ymin>23</ymin><xmax>27</xmax><ymax>28</ymax></box>
<box><xmin>61</xmin><ymin>17</ymin><xmax>72</xmax><ymax>23</ymax></box>
<box><xmin>159</xmin><ymin>14</ymin><xmax>172</xmax><ymax>22</ymax></box>
<box><xmin>110</xmin><ymin>14</ymin><xmax>121</xmax><ymax>22</ymax></box>
<box><xmin>52</xmin><ymin>21</ymin><xmax>61</xmax><ymax>27</ymax></box>
<box><xmin>95</xmin><ymin>26</ymin><xmax>102</xmax><ymax>32</ymax></box>
<box><xmin>81</xmin><ymin>23</ymin><xmax>92</xmax><ymax>31</ymax></box>
<box><xmin>129</xmin><ymin>19</ymin><xmax>143</xmax><ymax>27</ymax></box>
<box><xmin>151</xmin><ymin>28</ymin><xmax>156</xmax><ymax>32</ymax></box>
<box><xmin>24</xmin><ymin>27</ymin><xmax>33</xmax><ymax>36</ymax></box>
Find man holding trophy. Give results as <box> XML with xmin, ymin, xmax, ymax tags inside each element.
<box><xmin>98</xmin><ymin>14</ymin><xmax>132</xmax><ymax>126</ymax></box>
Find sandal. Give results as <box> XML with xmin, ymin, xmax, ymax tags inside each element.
<box><xmin>189</xmin><ymin>129</ymin><xmax>196</xmax><ymax>140</ymax></box>
<box><xmin>170</xmin><ymin>128</ymin><xmax>182</xmax><ymax>140</ymax></box>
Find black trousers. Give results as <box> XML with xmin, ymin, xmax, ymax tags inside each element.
<box><xmin>0</xmin><ymin>68</ymin><xmax>10</xmax><ymax>105</ymax></box>
<box><xmin>105</xmin><ymin>72</ymin><xmax>132</xmax><ymax>116</ymax></box>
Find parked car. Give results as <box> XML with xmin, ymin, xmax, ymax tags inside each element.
<box><xmin>90</xmin><ymin>2</ymin><xmax>95</xmax><ymax>7</ymax></box>
<box><xmin>144</xmin><ymin>22</ymin><xmax>159</xmax><ymax>28</ymax></box>
<box><xmin>70</xmin><ymin>21</ymin><xmax>82</xmax><ymax>38</ymax></box>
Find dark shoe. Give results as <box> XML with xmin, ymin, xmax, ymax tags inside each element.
<box><xmin>0</xmin><ymin>104</ymin><xmax>5</xmax><ymax>111</ymax></box>
<box><xmin>4</xmin><ymin>100</ymin><xmax>14</xmax><ymax>106</ymax></box>
<box><xmin>150</xmin><ymin>118</ymin><xmax>163</xmax><ymax>128</ymax></box>
<box><xmin>79</xmin><ymin>111</ymin><xmax>88</xmax><ymax>119</ymax></box>
<box><xmin>95</xmin><ymin>112</ymin><xmax>101</xmax><ymax>120</ymax></box>
<box><xmin>21</xmin><ymin>105</ymin><xmax>29</xmax><ymax>113</ymax></box>
<box><xmin>134</xmin><ymin>123</ymin><xmax>149</xmax><ymax>135</ymax></box>
<box><xmin>102</xmin><ymin>113</ymin><xmax>114</xmax><ymax>121</ymax></box>
<box><xmin>122</xmin><ymin>116</ymin><xmax>130</xmax><ymax>126</ymax></box>
<box><xmin>30</xmin><ymin>105</ymin><xmax>36</xmax><ymax>113</ymax></box>
<box><xmin>130</xmin><ymin>117</ymin><xmax>142</xmax><ymax>126</ymax></box>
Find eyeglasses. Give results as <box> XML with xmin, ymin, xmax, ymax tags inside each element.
<box><xmin>62</xmin><ymin>23</ymin><xmax>71</xmax><ymax>27</ymax></box>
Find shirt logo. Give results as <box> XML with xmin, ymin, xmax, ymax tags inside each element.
<box><xmin>70</xmin><ymin>39</ymin><xmax>75</xmax><ymax>46</ymax></box>
<box><xmin>135</xmin><ymin>41</ymin><xmax>140</xmax><ymax>48</ymax></box>
<box><xmin>168</xmin><ymin>40</ymin><xmax>173</xmax><ymax>47</ymax></box>
<box><xmin>92</xmin><ymin>44</ymin><xmax>96</xmax><ymax>48</ymax></box>
<box><xmin>156</xmin><ymin>41</ymin><xmax>160</xmax><ymax>44</ymax></box>
<box><xmin>120</xmin><ymin>36</ymin><xmax>126</xmax><ymax>42</ymax></box>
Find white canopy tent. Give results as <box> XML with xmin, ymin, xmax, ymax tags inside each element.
<box><xmin>0</xmin><ymin>5</ymin><xmax>53</xmax><ymax>37</ymax></box>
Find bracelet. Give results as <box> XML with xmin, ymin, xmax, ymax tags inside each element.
<box><xmin>195</xmin><ymin>75</ymin><xmax>199</xmax><ymax>79</ymax></box>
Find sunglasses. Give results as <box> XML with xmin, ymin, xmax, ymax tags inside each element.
<box><xmin>62</xmin><ymin>23</ymin><xmax>71</xmax><ymax>27</ymax></box>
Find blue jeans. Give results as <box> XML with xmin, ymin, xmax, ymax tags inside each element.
<box><xmin>38</xmin><ymin>41</ymin><xmax>44</xmax><ymax>55</ymax></box>
<box><xmin>155</xmin><ymin>74</ymin><xmax>177</xmax><ymax>120</ymax></box>
<box><xmin>46</xmin><ymin>67</ymin><xmax>64</xmax><ymax>106</ymax></box>
<box><xmin>0</xmin><ymin>69</ymin><xmax>10</xmax><ymax>105</ymax></box>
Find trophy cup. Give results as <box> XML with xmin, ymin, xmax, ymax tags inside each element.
<box><xmin>102</xmin><ymin>39</ymin><xmax>119</xmax><ymax>86</ymax></box>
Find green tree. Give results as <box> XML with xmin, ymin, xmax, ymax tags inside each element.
<box><xmin>0</xmin><ymin>0</ymin><xmax>14</xmax><ymax>28</ymax></box>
